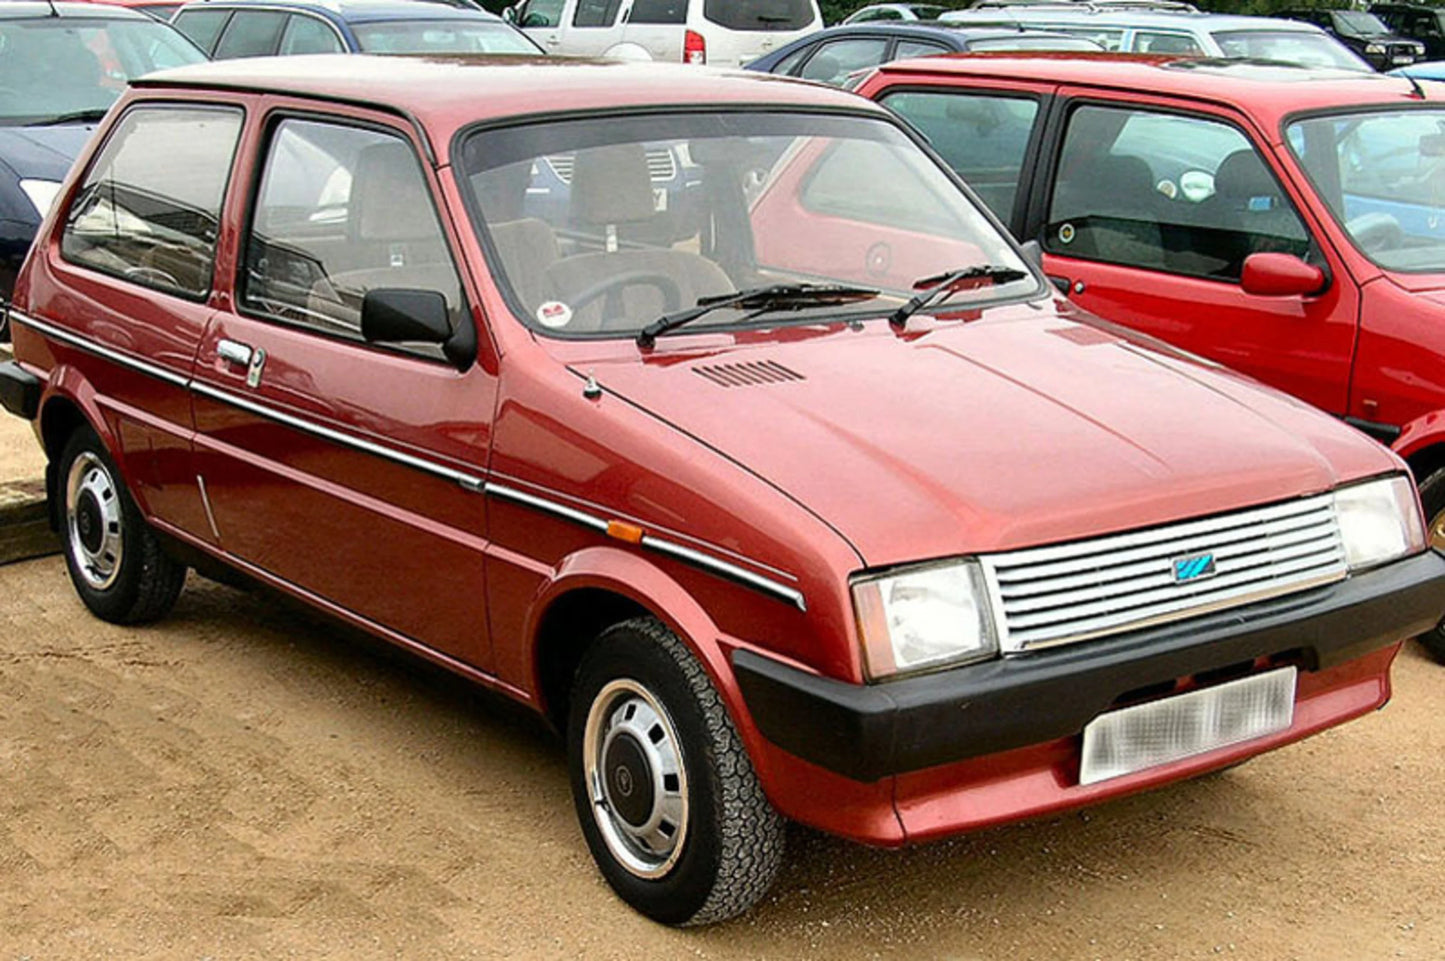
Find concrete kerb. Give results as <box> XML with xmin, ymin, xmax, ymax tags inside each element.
<box><xmin>0</xmin><ymin>342</ymin><xmax>58</xmax><ymax>566</ymax></box>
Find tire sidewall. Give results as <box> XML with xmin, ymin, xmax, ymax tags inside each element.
<box><xmin>58</xmin><ymin>427</ymin><xmax>149</xmax><ymax>621</ymax></box>
<box><xmin>1416</xmin><ymin>467</ymin><xmax>1445</xmax><ymax>663</ymax></box>
<box><xmin>567</xmin><ymin>624</ymin><xmax>726</xmax><ymax>925</ymax></box>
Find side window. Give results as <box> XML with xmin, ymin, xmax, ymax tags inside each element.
<box><xmin>172</xmin><ymin>8</ymin><xmax>231</xmax><ymax>54</ymax></box>
<box><xmin>1424</xmin><ymin>14</ymin><xmax>1445</xmax><ymax>39</ymax></box>
<box><xmin>573</xmin><ymin>0</ymin><xmax>623</xmax><ymax>28</ymax></box>
<box><xmin>770</xmin><ymin>44</ymin><xmax>813</xmax><ymax>75</ymax></box>
<box><xmin>1045</xmin><ymin>105</ymin><xmax>1310</xmax><ymax>280</ymax></box>
<box><xmin>243</xmin><ymin>119</ymin><xmax>463</xmax><ymax>358</ymax></box>
<box><xmin>279</xmin><ymin>14</ymin><xmax>345</xmax><ymax>55</ymax></box>
<box><xmin>213</xmin><ymin>10</ymin><xmax>287</xmax><ymax>59</ymax></box>
<box><xmin>895</xmin><ymin>40</ymin><xmax>950</xmax><ymax>60</ymax></box>
<box><xmin>629</xmin><ymin>0</ymin><xmax>686</xmax><ymax>23</ymax></box>
<box><xmin>61</xmin><ymin>106</ymin><xmax>242</xmax><ymax>298</ymax></box>
<box><xmin>884</xmin><ymin>90</ymin><xmax>1040</xmax><ymax>221</ymax></box>
<box><xmin>1133</xmin><ymin>31</ymin><xmax>1203</xmax><ymax>54</ymax></box>
<box><xmin>1054</xmin><ymin>26</ymin><xmax>1124</xmax><ymax>51</ymax></box>
<box><xmin>518</xmin><ymin>0</ymin><xmax>566</xmax><ymax>28</ymax></box>
<box><xmin>799</xmin><ymin>38</ymin><xmax>889</xmax><ymax>85</ymax></box>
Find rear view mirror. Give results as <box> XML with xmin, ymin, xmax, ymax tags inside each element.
<box><xmin>361</xmin><ymin>288</ymin><xmax>475</xmax><ymax>369</ymax></box>
<box><xmin>1240</xmin><ymin>253</ymin><xmax>1327</xmax><ymax>298</ymax></box>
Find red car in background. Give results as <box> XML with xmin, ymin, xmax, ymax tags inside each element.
<box><xmin>0</xmin><ymin>56</ymin><xmax>1442</xmax><ymax>924</ymax></box>
<box><xmin>859</xmin><ymin>54</ymin><xmax>1445</xmax><ymax>660</ymax></box>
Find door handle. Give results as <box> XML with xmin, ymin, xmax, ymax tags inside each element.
<box><xmin>217</xmin><ymin>339</ymin><xmax>253</xmax><ymax>367</ymax></box>
<box><xmin>1047</xmin><ymin>274</ymin><xmax>1071</xmax><ymax>294</ymax></box>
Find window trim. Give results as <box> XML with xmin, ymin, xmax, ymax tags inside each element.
<box><xmin>172</xmin><ymin>7</ymin><xmax>236</xmax><ymax>55</ymax></box>
<box><xmin>211</xmin><ymin>7</ymin><xmax>292</xmax><ymax>59</ymax></box>
<box><xmin>277</xmin><ymin>11</ymin><xmax>351</xmax><ymax>55</ymax></box>
<box><xmin>58</xmin><ymin>100</ymin><xmax>247</xmax><ymax>304</ymax></box>
<box><xmin>234</xmin><ymin>108</ymin><xmax>471</xmax><ymax>364</ymax></box>
<box><xmin>1038</xmin><ymin>98</ymin><xmax>1319</xmax><ymax>286</ymax></box>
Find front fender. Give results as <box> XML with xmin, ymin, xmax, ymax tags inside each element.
<box><xmin>1390</xmin><ymin>407</ymin><xmax>1445</xmax><ymax>466</ymax></box>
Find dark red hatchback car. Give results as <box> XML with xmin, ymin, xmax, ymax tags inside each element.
<box><xmin>1</xmin><ymin>56</ymin><xmax>1442</xmax><ymax>924</ymax></box>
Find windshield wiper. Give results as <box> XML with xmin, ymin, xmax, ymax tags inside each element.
<box><xmin>26</xmin><ymin>109</ymin><xmax>109</xmax><ymax>127</ymax></box>
<box><xmin>888</xmin><ymin>264</ymin><xmax>1029</xmax><ymax>329</ymax></box>
<box><xmin>636</xmin><ymin>282</ymin><xmax>880</xmax><ymax>348</ymax></box>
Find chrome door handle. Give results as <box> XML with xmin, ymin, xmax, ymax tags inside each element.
<box><xmin>217</xmin><ymin>339</ymin><xmax>253</xmax><ymax>367</ymax></box>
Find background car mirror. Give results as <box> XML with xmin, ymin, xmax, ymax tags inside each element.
<box><xmin>1240</xmin><ymin>253</ymin><xmax>1327</xmax><ymax>298</ymax></box>
<box><xmin>361</xmin><ymin>288</ymin><xmax>453</xmax><ymax>346</ymax></box>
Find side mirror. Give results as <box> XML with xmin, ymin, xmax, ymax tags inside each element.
<box><xmin>361</xmin><ymin>288</ymin><xmax>475</xmax><ymax>369</ymax></box>
<box><xmin>1018</xmin><ymin>239</ymin><xmax>1044</xmax><ymax>272</ymax></box>
<box><xmin>1240</xmin><ymin>252</ymin><xmax>1327</xmax><ymax>298</ymax></box>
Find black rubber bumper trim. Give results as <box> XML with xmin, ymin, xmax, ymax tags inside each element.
<box><xmin>734</xmin><ymin>550</ymin><xmax>1445</xmax><ymax>783</ymax></box>
<box><xmin>0</xmin><ymin>359</ymin><xmax>40</xmax><ymax>420</ymax></box>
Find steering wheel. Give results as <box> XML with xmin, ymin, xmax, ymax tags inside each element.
<box><xmin>567</xmin><ymin>271</ymin><xmax>685</xmax><ymax>323</ymax></box>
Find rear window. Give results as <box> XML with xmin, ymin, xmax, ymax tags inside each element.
<box><xmin>703</xmin><ymin>0</ymin><xmax>816</xmax><ymax>32</ymax></box>
<box><xmin>353</xmin><ymin>20</ymin><xmax>540</xmax><ymax>54</ymax></box>
<box><xmin>630</xmin><ymin>0</ymin><xmax>686</xmax><ymax>24</ymax></box>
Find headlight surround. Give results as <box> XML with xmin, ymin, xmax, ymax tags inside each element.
<box><xmin>1334</xmin><ymin>474</ymin><xmax>1427</xmax><ymax>572</ymax></box>
<box><xmin>18</xmin><ymin>179</ymin><xmax>62</xmax><ymax>219</ymax></box>
<box><xmin>851</xmin><ymin>559</ymin><xmax>998</xmax><ymax>680</ymax></box>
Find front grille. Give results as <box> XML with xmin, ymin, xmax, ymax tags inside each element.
<box><xmin>545</xmin><ymin>148</ymin><xmax>678</xmax><ymax>185</ymax></box>
<box><xmin>981</xmin><ymin>494</ymin><xmax>1347</xmax><ymax>653</ymax></box>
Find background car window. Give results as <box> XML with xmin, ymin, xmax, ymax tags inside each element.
<box><xmin>61</xmin><ymin>106</ymin><xmax>242</xmax><ymax>298</ymax></box>
<box><xmin>516</xmin><ymin>0</ymin><xmax>565</xmax><ymax>28</ymax></box>
<box><xmin>883</xmin><ymin>91</ymin><xmax>1039</xmax><ymax>221</ymax></box>
<box><xmin>243</xmin><ymin>119</ymin><xmax>463</xmax><ymax>356</ymax></box>
<box><xmin>1046</xmin><ymin>105</ymin><xmax>1310</xmax><ymax>280</ymax></box>
<box><xmin>1212</xmin><ymin>29</ymin><xmax>1367</xmax><ymax>69</ymax></box>
<box><xmin>354</xmin><ymin>21</ymin><xmax>540</xmax><ymax>54</ymax></box>
<box><xmin>1052</xmin><ymin>26</ymin><xmax>1124</xmax><ymax>50</ymax></box>
<box><xmin>895</xmin><ymin>39</ymin><xmax>949</xmax><ymax>59</ymax></box>
<box><xmin>213</xmin><ymin>10</ymin><xmax>287</xmax><ymax>59</ymax></box>
<box><xmin>629</xmin><ymin>0</ymin><xmax>687</xmax><ymax>24</ymax></box>
<box><xmin>279</xmin><ymin>14</ymin><xmax>345</xmax><ymax>55</ymax></box>
<box><xmin>704</xmin><ymin>0</ymin><xmax>815</xmax><ymax>31</ymax></box>
<box><xmin>855</xmin><ymin>8</ymin><xmax>901</xmax><ymax>20</ymax></box>
<box><xmin>769</xmin><ymin>44</ymin><xmax>812</xmax><ymax>74</ymax></box>
<box><xmin>800</xmin><ymin>38</ymin><xmax>889</xmax><ymax>85</ymax></box>
<box><xmin>1133</xmin><ymin>31</ymin><xmax>1203</xmax><ymax>54</ymax></box>
<box><xmin>172</xmin><ymin>8</ymin><xmax>232</xmax><ymax>54</ymax></box>
<box><xmin>573</xmin><ymin>0</ymin><xmax>623</xmax><ymax>28</ymax></box>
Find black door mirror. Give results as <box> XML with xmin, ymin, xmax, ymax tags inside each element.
<box><xmin>361</xmin><ymin>288</ymin><xmax>476</xmax><ymax>369</ymax></box>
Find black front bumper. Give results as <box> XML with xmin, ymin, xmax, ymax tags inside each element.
<box><xmin>0</xmin><ymin>358</ymin><xmax>40</xmax><ymax>420</ymax></box>
<box><xmin>734</xmin><ymin>550</ymin><xmax>1445</xmax><ymax>783</ymax></box>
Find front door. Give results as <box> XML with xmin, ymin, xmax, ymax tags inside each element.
<box><xmin>1032</xmin><ymin>98</ymin><xmax>1358</xmax><ymax>415</ymax></box>
<box><xmin>190</xmin><ymin>110</ymin><xmax>499</xmax><ymax>669</ymax></box>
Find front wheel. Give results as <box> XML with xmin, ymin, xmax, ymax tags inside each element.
<box><xmin>1417</xmin><ymin>466</ymin><xmax>1445</xmax><ymax>662</ymax></box>
<box><xmin>58</xmin><ymin>426</ymin><xmax>186</xmax><ymax>624</ymax></box>
<box><xmin>567</xmin><ymin>617</ymin><xmax>784</xmax><ymax>925</ymax></box>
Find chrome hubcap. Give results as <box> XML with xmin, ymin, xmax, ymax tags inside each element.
<box><xmin>1430</xmin><ymin>508</ymin><xmax>1445</xmax><ymax>553</ymax></box>
<box><xmin>65</xmin><ymin>452</ymin><xmax>123</xmax><ymax>591</ymax></box>
<box><xmin>583</xmin><ymin>679</ymin><xmax>689</xmax><ymax>879</ymax></box>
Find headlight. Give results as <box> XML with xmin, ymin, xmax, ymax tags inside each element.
<box><xmin>851</xmin><ymin>559</ymin><xmax>997</xmax><ymax>679</ymax></box>
<box><xmin>1334</xmin><ymin>475</ymin><xmax>1426</xmax><ymax>572</ymax></box>
<box><xmin>19</xmin><ymin>179</ymin><xmax>62</xmax><ymax>219</ymax></box>
<box><xmin>1365</xmin><ymin>42</ymin><xmax>1386</xmax><ymax>54</ymax></box>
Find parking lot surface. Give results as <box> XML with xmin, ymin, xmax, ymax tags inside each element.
<box><xmin>0</xmin><ymin>555</ymin><xmax>1441</xmax><ymax>959</ymax></box>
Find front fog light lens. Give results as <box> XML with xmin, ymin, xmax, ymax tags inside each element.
<box><xmin>1334</xmin><ymin>474</ymin><xmax>1426</xmax><ymax>571</ymax></box>
<box><xmin>852</xmin><ymin>560</ymin><xmax>997</xmax><ymax>679</ymax></box>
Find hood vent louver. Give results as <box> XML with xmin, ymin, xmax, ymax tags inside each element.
<box><xmin>692</xmin><ymin>361</ymin><xmax>806</xmax><ymax>388</ymax></box>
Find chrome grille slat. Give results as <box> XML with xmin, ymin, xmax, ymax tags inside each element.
<box><xmin>982</xmin><ymin>494</ymin><xmax>1347</xmax><ymax>652</ymax></box>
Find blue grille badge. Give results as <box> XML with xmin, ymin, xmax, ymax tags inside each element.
<box><xmin>1171</xmin><ymin>553</ymin><xmax>1217</xmax><ymax>583</ymax></box>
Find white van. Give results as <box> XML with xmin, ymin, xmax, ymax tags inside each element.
<box><xmin>506</xmin><ymin>0</ymin><xmax>823</xmax><ymax>67</ymax></box>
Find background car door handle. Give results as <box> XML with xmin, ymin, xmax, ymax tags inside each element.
<box><xmin>217</xmin><ymin>339</ymin><xmax>253</xmax><ymax>367</ymax></box>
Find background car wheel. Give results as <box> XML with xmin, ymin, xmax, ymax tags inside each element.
<box><xmin>57</xmin><ymin>426</ymin><xmax>186</xmax><ymax>625</ymax></box>
<box><xmin>568</xmin><ymin>616</ymin><xmax>785</xmax><ymax>926</ymax></box>
<box><xmin>1416</xmin><ymin>466</ymin><xmax>1445</xmax><ymax>662</ymax></box>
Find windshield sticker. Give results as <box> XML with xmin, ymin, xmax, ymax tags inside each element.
<box><xmin>537</xmin><ymin>301</ymin><xmax>573</xmax><ymax>330</ymax></box>
<box><xmin>1058</xmin><ymin>223</ymin><xmax>1076</xmax><ymax>245</ymax></box>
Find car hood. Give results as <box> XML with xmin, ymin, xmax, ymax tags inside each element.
<box><xmin>582</xmin><ymin>309</ymin><xmax>1393</xmax><ymax>567</ymax></box>
<box><xmin>0</xmin><ymin>124</ymin><xmax>93</xmax><ymax>182</ymax></box>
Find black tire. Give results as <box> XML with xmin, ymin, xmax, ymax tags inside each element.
<box><xmin>1417</xmin><ymin>467</ymin><xmax>1445</xmax><ymax>663</ymax></box>
<box><xmin>56</xmin><ymin>426</ymin><xmax>186</xmax><ymax>624</ymax></box>
<box><xmin>567</xmin><ymin>616</ymin><xmax>785</xmax><ymax>926</ymax></box>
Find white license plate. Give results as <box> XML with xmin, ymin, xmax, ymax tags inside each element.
<box><xmin>1079</xmin><ymin>667</ymin><xmax>1297</xmax><ymax>786</ymax></box>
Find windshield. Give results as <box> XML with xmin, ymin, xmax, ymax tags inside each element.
<box><xmin>1212</xmin><ymin>29</ymin><xmax>1370</xmax><ymax>71</ymax></box>
<box><xmin>1333</xmin><ymin>11</ymin><xmax>1389</xmax><ymax>37</ymax></box>
<box><xmin>1288</xmin><ymin>109</ymin><xmax>1445</xmax><ymax>273</ymax></box>
<box><xmin>354</xmin><ymin>19</ymin><xmax>540</xmax><ymax>54</ymax></box>
<box><xmin>458</xmin><ymin>111</ymin><xmax>1037</xmax><ymax>340</ymax></box>
<box><xmin>0</xmin><ymin>17</ymin><xmax>205</xmax><ymax>125</ymax></box>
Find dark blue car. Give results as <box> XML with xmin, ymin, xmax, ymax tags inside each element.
<box><xmin>0</xmin><ymin>3</ymin><xmax>206</xmax><ymax>336</ymax></box>
<box><xmin>170</xmin><ymin>0</ymin><xmax>542</xmax><ymax>58</ymax></box>
<box><xmin>744</xmin><ymin>21</ymin><xmax>1104</xmax><ymax>86</ymax></box>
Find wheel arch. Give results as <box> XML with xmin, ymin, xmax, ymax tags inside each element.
<box><xmin>36</xmin><ymin>371</ymin><xmax>120</xmax><ymax>530</ymax></box>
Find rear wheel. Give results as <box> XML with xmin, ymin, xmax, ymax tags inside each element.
<box><xmin>58</xmin><ymin>426</ymin><xmax>186</xmax><ymax>624</ymax></box>
<box><xmin>567</xmin><ymin>617</ymin><xmax>784</xmax><ymax>925</ymax></box>
<box><xmin>1417</xmin><ymin>466</ymin><xmax>1445</xmax><ymax>663</ymax></box>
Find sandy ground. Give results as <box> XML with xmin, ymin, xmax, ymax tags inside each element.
<box><xmin>0</xmin><ymin>555</ymin><xmax>1441</xmax><ymax>960</ymax></box>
